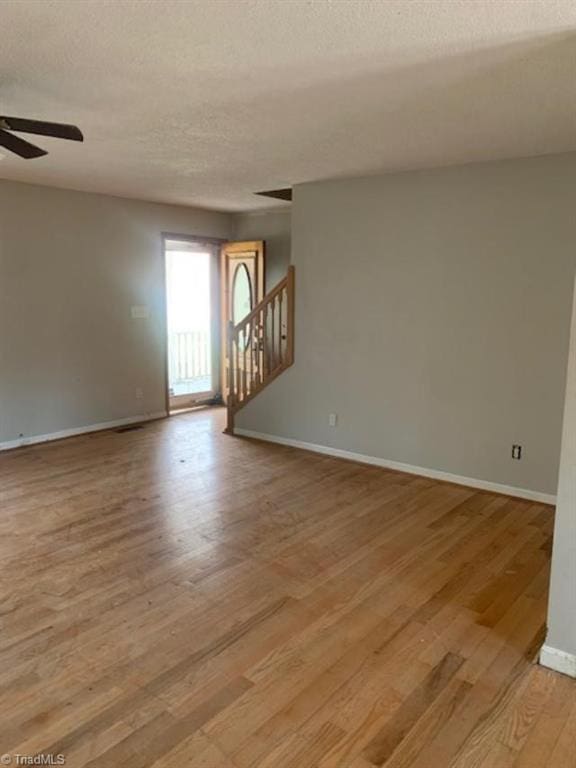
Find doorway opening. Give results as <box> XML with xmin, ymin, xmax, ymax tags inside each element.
<box><xmin>163</xmin><ymin>237</ymin><xmax>220</xmax><ymax>412</ymax></box>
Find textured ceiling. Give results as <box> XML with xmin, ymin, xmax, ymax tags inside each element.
<box><xmin>1</xmin><ymin>0</ymin><xmax>576</xmax><ymax>211</ymax></box>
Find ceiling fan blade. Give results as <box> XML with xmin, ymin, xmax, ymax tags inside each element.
<box><xmin>0</xmin><ymin>129</ymin><xmax>47</xmax><ymax>159</ymax></box>
<box><xmin>0</xmin><ymin>116</ymin><xmax>83</xmax><ymax>142</ymax></box>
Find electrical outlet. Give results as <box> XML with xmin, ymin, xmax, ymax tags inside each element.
<box><xmin>135</xmin><ymin>387</ymin><xmax>144</xmax><ymax>400</ymax></box>
<box><xmin>512</xmin><ymin>444</ymin><xmax>522</xmax><ymax>460</ymax></box>
<box><xmin>329</xmin><ymin>413</ymin><xmax>338</xmax><ymax>427</ymax></box>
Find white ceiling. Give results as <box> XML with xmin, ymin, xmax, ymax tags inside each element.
<box><xmin>1</xmin><ymin>0</ymin><xmax>576</xmax><ymax>211</ymax></box>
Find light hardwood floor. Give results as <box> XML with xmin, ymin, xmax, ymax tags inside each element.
<box><xmin>0</xmin><ymin>407</ymin><xmax>574</xmax><ymax>767</ymax></box>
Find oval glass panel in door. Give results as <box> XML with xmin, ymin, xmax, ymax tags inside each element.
<box><xmin>232</xmin><ymin>263</ymin><xmax>253</xmax><ymax>348</ymax></box>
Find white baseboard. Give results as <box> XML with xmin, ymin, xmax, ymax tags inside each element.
<box><xmin>540</xmin><ymin>645</ymin><xmax>576</xmax><ymax>678</ymax></box>
<box><xmin>234</xmin><ymin>428</ymin><xmax>556</xmax><ymax>505</ymax></box>
<box><xmin>0</xmin><ymin>411</ymin><xmax>167</xmax><ymax>452</ymax></box>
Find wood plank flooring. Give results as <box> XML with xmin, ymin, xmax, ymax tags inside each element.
<box><xmin>0</xmin><ymin>407</ymin><xmax>573</xmax><ymax>767</ymax></box>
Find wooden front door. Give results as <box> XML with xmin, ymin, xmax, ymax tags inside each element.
<box><xmin>221</xmin><ymin>241</ymin><xmax>265</xmax><ymax>402</ymax></box>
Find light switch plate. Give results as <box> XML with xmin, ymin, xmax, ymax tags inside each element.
<box><xmin>131</xmin><ymin>305</ymin><xmax>149</xmax><ymax>319</ymax></box>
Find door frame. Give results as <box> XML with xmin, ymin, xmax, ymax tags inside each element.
<box><xmin>161</xmin><ymin>233</ymin><xmax>226</xmax><ymax>414</ymax></box>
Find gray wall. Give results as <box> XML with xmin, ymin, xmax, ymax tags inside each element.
<box><xmin>237</xmin><ymin>153</ymin><xmax>576</xmax><ymax>496</ymax></box>
<box><xmin>545</xmin><ymin>273</ymin><xmax>576</xmax><ymax>659</ymax></box>
<box><xmin>234</xmin><ymin>209</ymin><xmax>291</xmax><ymax>292</ymax></box>
<box><xmin>0</xmin><ymin>179</ymin><xmax>233</xmax><ymax>443</ymax></box>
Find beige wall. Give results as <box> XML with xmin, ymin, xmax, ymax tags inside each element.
<box><xmin>544</xmin><ymin>273</ymin><xmax>576</xmax><ymax>663</ymax></box>
<box><xmin>233</xmin><ymin>209</ymin><xmax>291</xmax><ymax>292</ymax></box>
<box><xmin>0</xmin><ymin>179</ymin><xmax>233</xmax><ymax>444</ymax></box>
<box><xmin>237</xmin><ymin>153</ymin><xmax>576</xmax><ymax>497</ymax></box>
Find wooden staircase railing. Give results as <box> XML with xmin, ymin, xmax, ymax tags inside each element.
<box><xmin>226</xmin><ymin>266</ymin><xmax>294</xmax><ymax>433</ymax></box>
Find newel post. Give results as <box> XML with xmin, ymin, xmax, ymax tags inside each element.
<box><xmin>226</xmin><ymin>320</ymin><xmax>235</xmax><ymax>433</ymax></box>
